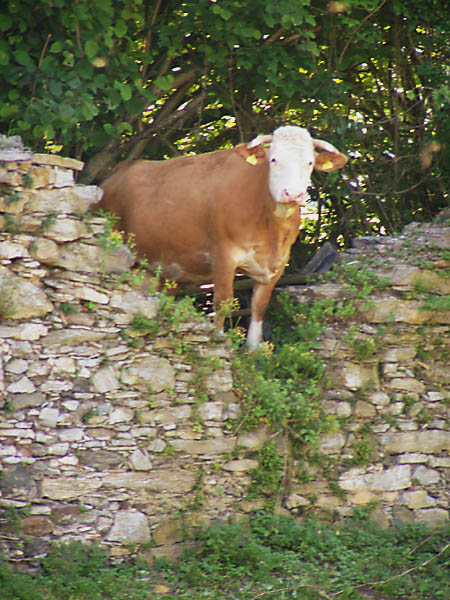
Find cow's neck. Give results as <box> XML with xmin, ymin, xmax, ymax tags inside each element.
<box><xmin>273</xmin><ymin>203</ymin><xmax>299</xmax><ymax>219</ymax></box>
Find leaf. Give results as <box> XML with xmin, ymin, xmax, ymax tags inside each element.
<box><xmin>49</xmin><ymin>41</ymin><xmax>64</xmax><ymax>54</ymax></box>
<box><xmin>59</xmin><ymin>103</ymin><xmax>74</xmax><ymax>121</ymax></box>
<box><xmin>0</xmin><ymin>50</ymin><xmax>9</xmax><ymax>66</ymax></box>
<box><xmin>49</xmin><ymin>80</ymin><xmax>63</xmax><ymax>97</ymax></box>
<box><xmin>0</xmin><ymin>14</ymin><xmax>13</xmax><ymax>30</ymax></box>
<box><xmin>85</xmin><ymin>39</ymin><xmax>99</xmax><ymax>59</ymax></box>
<box><xmin>14</xmin><ymin>49</ymin><xmax>32</xmax><ymax>66</ymax></box>
<box><xmin>153</xmin><ymin>75</ymin><xmax>174</xmax><ymax>91</ymax></box>
<box><xmin>115</xmin><ymin>19</ymin><xmax>127</xmax><ymax>38</ymax></box>
<box><xmin>118</xmin><ymin>83</ymin><xmax>132</xmax><ymax>101</ymax></box>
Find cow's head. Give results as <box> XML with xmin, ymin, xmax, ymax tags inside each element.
<box><xmin>245</xmin><ymin>125</ymin><xmax>348</xmax><ymax>205</ymax></box>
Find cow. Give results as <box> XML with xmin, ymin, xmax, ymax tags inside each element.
<box><xmin>99</xmin><ymin>126</ymin><xmax>348</xmax><ymax>348</ymax></box>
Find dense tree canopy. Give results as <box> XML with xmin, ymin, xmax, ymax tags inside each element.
<box><xmin>1</xmin><ymin>0</ymin><xmax>449</xmax><ymax>248</ymax></box>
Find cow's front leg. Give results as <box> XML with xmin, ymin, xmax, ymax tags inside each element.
<box><xmin>247</xmin><ymin>272</ymin><xmax>283</xmax><ymax>349</ymax></box>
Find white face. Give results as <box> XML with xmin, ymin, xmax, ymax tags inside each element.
<box><xmin>268</xmin><ymin>126</ymin><xmax>315</xmax><ymax>205</ymax></box>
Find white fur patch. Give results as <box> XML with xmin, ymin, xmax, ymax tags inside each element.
<box><xmin>247</xmin><ymin>320</ymin><xmax>263</xmax><ymax>348</ymax></box>
<box><xmin>268</xmin><ymin>126</ymin><xmax>315</xmax><ymax>204</ymax></box>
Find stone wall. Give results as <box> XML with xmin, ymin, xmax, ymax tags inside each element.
<box><xmin>285</xmin><ymin>218</ymin><xmax>450</xmax><ymax>527</ymax></box>
<box><xmin>0</xmin><ymin>139</ymin><xmax>449</xmax><ymax>565</ymax></box>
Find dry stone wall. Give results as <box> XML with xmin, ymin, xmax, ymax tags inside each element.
<box><xmin>285</xmin><ymin>218</ymin><xmax>450</xmax><ymax>528</ymax></box>
<box><xmin>0</xmin><ymin>137</ymin><xmax>449</xmax><ymax>565</ymax></box>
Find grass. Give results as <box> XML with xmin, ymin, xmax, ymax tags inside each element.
<box><xmin>1</xmin><ymin>512</ymin><xmax>449</xmax><ymax>600</ymax></box>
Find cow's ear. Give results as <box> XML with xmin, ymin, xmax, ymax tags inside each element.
<box><xmin>235</xmin><ymin>143</ymin><xmax>266</xmax><ymax>166</ymax></box>
<box><xmin>314</xmin><ymin>151</ymin><xmax>348</xmax><ymax>172</ymax></box>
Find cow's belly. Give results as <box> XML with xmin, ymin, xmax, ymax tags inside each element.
<box><xmin>148</xmin><ymin>251</ymin><xmax>213</xmax><ymax>285</ymax></box>
<box><xmin>233</xmin><ymin>247</ymin><xmax>286</xmax><ymax>285</ymax></box>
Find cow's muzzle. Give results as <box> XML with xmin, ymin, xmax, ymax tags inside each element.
<box><xmin>279</xmin><ymin>189</ymin><xmax>309</xmax><ymax>205</ymax></box>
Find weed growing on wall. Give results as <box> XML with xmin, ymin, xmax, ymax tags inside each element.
<box><xmin>2</xmin><ymin>512</ymin><xmax>447</xmax><ymax>600</ymax></box>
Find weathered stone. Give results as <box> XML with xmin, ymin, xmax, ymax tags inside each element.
<box><xmin>107</xmin><ymin>510</ymin><xmax>150</xmax><ymax>543</ymax></box>
<box><xmin>400</xmin><ymin>490</ymin><xmax>436</xmax><ymax>509</ymax></box>
<box><xmin>381</xmin><ymin>430</ymin><xmax>450</xmax><ymax>454</ymax></box>
<box><xmin>171</xmin><ymin>438</ymin><xmax>235</xmax><ymax>455</ymax></box>
<box><xmin>92</xmin><ymin>367</ymin><xmax>120</xmax><ymax>394</ymax></box>
<box><xmin>0</xmin><ymin>465</ymin><xmax>37</xmax><ymax>499</ymax></box>
<box><xmin>386</xmin><ymin>378</ymin><xmax>425</xmax><ymax>393</ymax></box>
<box><xmin>285</xmin><ymin>494</ymin><xmax>310</xmax><ymax>509</ymax></box>
<box><xmin>222</xmin><ymin>459</ymin><xmax>258</xmax><ymax>472</ymax></box>
<box><xmin>319</xmin><ymin>432</ymin><xmax>346</xmax><ymax>453</ymax></box>
<box><xmin>0</xmin><ymin>241</ymin><xmax>29</xmax><ymax>259</ymax></box>
<box><xmin>39</xmin><ymin>407</ymin><xmax>60</xmax><ymax>427</ymax></box>
<box><xmin>339</xmin><ymin>465</ymin><xmax>411</xmax><ymax>492</ymax></box>
<box><xmin>412</xmin><ymin>465</ymin><xmax>440</xmax><ymax>485</ymax></box>
<box><xmin>237</xmin><ymin>427</ymin><xmax>269</xmax><ymax>450</ymax></box>
<box><xmin>414</xmin><ymin>508</ymin><xmax>449</xmax><ymax>526</ymax></box>
<box><xmin>197</xmin><ymin>401</ymin><xmax>224</xmax><ymax>421</ymax></box>
<box><xmin>20</xmin><ymin>516</ymin><xmax>53</xmax><ymax>536</ymax></box>
<box><xmin>0</xmin><ymin>273</ymin><xmax>54</xmax><ymax>319</ymax></box>
<box><xmin>382</xmin><ymin>346</ymin><xmax>416</xmax><ymax>362</ymax></box>
<box><xmin>43</xmin><ymin>328</ymin><xmax>106</xmax><ymax>346</ymax></box>
<box><xmin>44</xmin><ymin>218</ymin><xmax>88</xmax><ymax>242</ymax></box>
<box><xmin>10</xmin><ymin>393</ymin><xmax>45</xmax><ymax>410</ymax></box>
<box><xmin>121</xmin><ymin>356</ymin><xmax>175</xmax><ymax>392</ymax></box>
<box><xmin>41</xmin><ymin>477</ymin><xmax>102</xmax><ymax>500</ymax></box>
<box><xmin>151</xmin><ymin>519</ymin><xmax>184</xmax><ymax>546</ymax></box>
<box><xmin>7</xmin><ymin>376</ymin><xmax>36</xmax><ymax>394</ymax></box>
<box><xmin>354</xmin><ymin>400</ymin><xmax>377</xmax><ymax>418</ymax></box>
<box><xmin>109</xmin><ymin>407</ymin><xmax>134</xmax><ymax>424</ymax></box>
<box><xmin>29</xmin><ymin>237</ymin><xmax>60</xmax><ymax>264</ymax></box>
<box><xmin>78</xmin><ymin>449</ymin><xmax>123</xmax><ymax>469</ymax></box>
<box><xmin>130</xmin><ymin>448</ymin><xmax>153</xmax><ymax>471</ymax></box>
<box><xmin>103</xmin><ymin>469</ymin><xmax>196</xmax><ymax>493</ymax></box>
<box><xmin>110</xmin><ymin>292</ymin><xmax>158</xmax><ymax>318</ymax></box>
<box><xmin>32</xmin><ymin>153</ymin><xmax>84</xmax><ymax>171</ymax></box>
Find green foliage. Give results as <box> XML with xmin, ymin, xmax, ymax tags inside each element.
<box><xmin>3</xmin><ymin>513</ymin><xmax>448</xmax><ymax>599</ymax></box>
<box><xmin>1</xmin><ymin>0</ymin><xmax>448</xmax><ymax>244</ymax></box>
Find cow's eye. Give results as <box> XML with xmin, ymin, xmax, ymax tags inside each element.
<box><xmin>271</xmin><ymin>158</ymin><xmax>277</xmax><ymax>163</ymax></box>
<box><xmin>308</xmin><ymin>161</ymin><xmax>313</xmax><ymax>166</ymax></box>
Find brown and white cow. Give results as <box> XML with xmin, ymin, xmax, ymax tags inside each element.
<box><xmin>100</xmin><ymin>126</ymin><xmax>347</xmax><ymax>348</ymax></box>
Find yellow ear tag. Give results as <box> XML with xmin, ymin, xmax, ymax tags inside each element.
<box><xmin>322</xmin><ymin>160</ymin><xmax>334</xmax><ymax>170</ymax></box>
<box><xmin>246</xmin><ymin>154</ymin><xmax>258</xmax><ymax>165</ymax></box>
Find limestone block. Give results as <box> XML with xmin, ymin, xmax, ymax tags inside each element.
<box><xmin>32</xmin><ymin>153</ymin><xmax>84</xmax><ymax>171</ymax></box>
<box><xmin>107</xmin><ymin>510</ymin><xmax>151</xmax><ymax>544</ymax></box>
<box><xmin>130</xmin><ymin>448</ymin><xmax>153</xmax><ymax>471</ymax></box>
<box><xmin>412</xmin><ymin>465</ymin><xmax>440</xmax><ymax>485</ymax></box>
<box><xmin>102</xmin><ymin>469</ymin><xmax>196</xmax><ymax>493</ymax></box>
<box><xmin>386</xmin><ymin>378</ymin><xmax>425</xmax><ymax>394</ymax></box>
<box><xmin>171</xmin><ymin>437</ymin><xmax>235</xmax><ymax>455</ymax></box>
<box><xmin>29</xmin><ymin>237</ymin><xmax>60</xmax><ymax>265</ymax></box>
<box><xmin>382</xmin><ymin>346</ymin><xmax>416</xmax><ymax>362</ymax></box>
<box><xmin>39</xmin><ymin>407</ymin><xmax>60</xmax><ymax>427</ymax></box>
<box><xmin>0</xmin><ymin>241</ymin><xmax>29</xmax><ymax>259</ymax></box>
<box><xmin>44</xmin><ymin>217</ymin><xmax>89</xmax><ymax>242</ymax></box>
<box><xmin>28</xmin><ymin>166</ymin><xmax>55</xmax><ymax>188</ymax></box>
<box><xmin>151</xmin><ymin>519</ymin><xmax>184</xmax><ymax>546</ymax></box>
<box><xmin>54</xmin><ymin>168</ymin><xmax>74</xmax><ymax>188</ymax></box>
<box><xmin>197</xmin><ymin>401</ymin><xmax>224</xmax><ymax>421</ymax></box>
<box><xmin>363</xmin><ymin>297</ymin><xmax>450</xmax><ymax>325</ymax></box>
<box><xmin>110</xmin><ymin>291</ymin><xmax>158</xmax><ymax>319</ymax></box>
<box><xmin>390</xmin><ymin>265</ymin><xmax>450</xmax><ymax>295</ymax></box>
<box><xmin>354</xmin><ymin>400</ymin><xmax>377</xmax><ymax>418</ymax></box>
<box><xmin>400</xmin><ymin>490</ymin><xmax>437</xmax><ymax>509</ymax></box>
<box><xmin>41</xmin><ymin>477</ymin><xmax>102</xmax><ymax>500</ymax></box>
<box><xmin>285</xmin><ymin>493</ymin><xmax>310</xmax><ymax>509</ymax></box>
<box><xmin>381</xmin><ymin>430</ymin><xmax>450</xmax><ymax>454</ymax></box>
<box><xmin>0</xmin><ymin>271</ymin><xmax>53</xmax><ymax>319</ymax></box>
<box><xmin>121</xmin><ymin>356</ymin><xmax>175</xmax><ymax>392</ymax></box>
<box><xmin>7</xmin><ymin>376</ymin><xmax>36</xmax><ymax>394</ymax></box>
<box><xmin>338</xmin><ymin>362</ymin><xmax>379</xmax><ymax>390</ymax></box>
<box><xmin>222</xmin><ymin>459</ymin><xmax>258</xmax><ymax>472</ymax></box>
<box><xmin>414</xmin><ymin>508</ymin><xmax>449</xmax><ymax>526</ymax></box>
<box><xmin>319</xmin><ymin>432</ymin><xmax>346</xmax><ymax>453</ymax></box>
<box><xmin>109</xmin><ymin>407</ymin><xmax>134</xmax><ymax>424</ymax></box>
<box><xmin>339</xmin><ymin>464</ymin><xmax>411</xmax><ymax>492</ymax></box>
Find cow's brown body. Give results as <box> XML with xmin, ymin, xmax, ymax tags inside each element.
<box><xmin>100</xmin><ymin>127</ymin><xmax>347</xmax><ymax>347</ymax></box>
